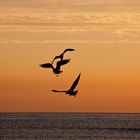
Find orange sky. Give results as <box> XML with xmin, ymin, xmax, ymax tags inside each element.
<box><xmin>0</xmin><ymin>46</ymin><xmax>140</xmax><ymax>112</ymax></box>
<box><xmin>0</xmin><ymin>0</ymin><xmax>140</xmax><ymax>112</ymax></box>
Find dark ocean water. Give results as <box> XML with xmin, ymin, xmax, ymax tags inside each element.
<box><xmin>0</xmin><ymin>113</ymin><xmax>139</xmax><ymax>140</ymax></box>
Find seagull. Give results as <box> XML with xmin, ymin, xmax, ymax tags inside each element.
<box><xmin>51</xmin><ymin>48</ymin><xmax>75</xmax><ymax>64</ymax></box>
<box><xmin>52</xmin><ymin>73</ymin><xmax>81</xmax><ymax>97</ymax></box>
<box><xmin>40</xmin><ymin>59</ymin><xmax>70</xmax><ymax>75</ymax></box>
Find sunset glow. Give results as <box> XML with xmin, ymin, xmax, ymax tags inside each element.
<box><xmin>0</xmin><ymin>0</ymin><xmax>140</xmax><ymax>112</ymax></box>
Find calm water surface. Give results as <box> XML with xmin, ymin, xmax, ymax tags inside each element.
<box><xmin>0</xmin><ymin>113</ymin><xmax>140</xmax><ymax>140</ymax></box>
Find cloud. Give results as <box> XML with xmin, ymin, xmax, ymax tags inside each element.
<box><xmin>1</xmin><ymin>39</ymin><xmax>140</xmax><ymax>45</ymax></box>
<box><xmin>0</xmin><ymin>12</ymin><xmax>140</xmax><ymax>26</ymax></box>
<box><xmin>1</xmin><ymin>11</ymin><xmax>140</xmax><ymax>45</ymax></box>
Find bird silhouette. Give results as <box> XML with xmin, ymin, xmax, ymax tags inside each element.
<box><xmin>51</xmin><ymin>48</ymin><xmax>75</xmax><ymax>64</ymax></box>
<box><xmin>40</xmin><ymin>59</ymin><xmax>70</xmax><ymax>76</ymax></box>
<box><xmin>52</xmin><ymin>73</ymin><xmax>81</xmax><ymax>96</ymax></box>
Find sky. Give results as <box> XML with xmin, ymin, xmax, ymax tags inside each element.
<box><xmin>0</xmin><ymin>0</ymin><xmax>140</xmax><ymax>112</ymax></box>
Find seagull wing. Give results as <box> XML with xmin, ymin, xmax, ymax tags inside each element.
<box><xmin>52</xmin><ymin>90</ymin><xmax>67</xmax><ymax>92</ymax></box>
<box><xmin>51</xmin><ymin>55</ymin><xmax>60</xmax><ymax>64</ymax></box>
<box><xmin>40</xmin><ymin>63</ymin><xmax>53</xmax><ymax>68</ymax></box>
<box><xmin>69</xmin><ymin>73</ymin><xmax>81</xmax><ymax>91</ymax></box>
<box><xmin>56</xmin><ymin>59</ymin><xmax>70</xmax><ymax>69</ymax></box>
<box><xmin>63</xmin><ymin>48</ymin><xmax>75</xmax><ymax>54</ymax></box>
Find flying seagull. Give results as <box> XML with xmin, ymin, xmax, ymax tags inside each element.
<box><xmin>40</xmin><ymin>59</ymin><xmax>70</xmax><ymax>75</ymax></box>
<box><xmin>51</xmin><ymin>48</ymin><xmax>75</xmax><ymax>64</ymax></box>
<box><xmin>52</xmin><ymin>73</ymin><xmax>81</xmax><ymax>97</ymax></box>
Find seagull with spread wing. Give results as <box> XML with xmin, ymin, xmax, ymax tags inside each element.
<box><xmin>52</xmin><ymin>73</ymin><xmax>81</xmax><ymax>96</ymax></box>
<box><xmin>40</xmin><ymin>59</ymin><xmax>70</xmax><ymax>75</ymax></box>
<box><xmin>51</xmin><ymin>48</ymin><xmax>75</xmax><ymax>64</ymax></box>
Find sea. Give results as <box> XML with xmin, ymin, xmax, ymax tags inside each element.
<box><xmin>0</xmin><ymin>113</ymin><xmax>139</xmax><ymax>140</ymax></box>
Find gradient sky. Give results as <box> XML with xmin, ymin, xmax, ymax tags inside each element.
<box><xmin>0</xmin><ymin>0</ymin><xmax>140</xmax><ymax>112</ymax></box>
